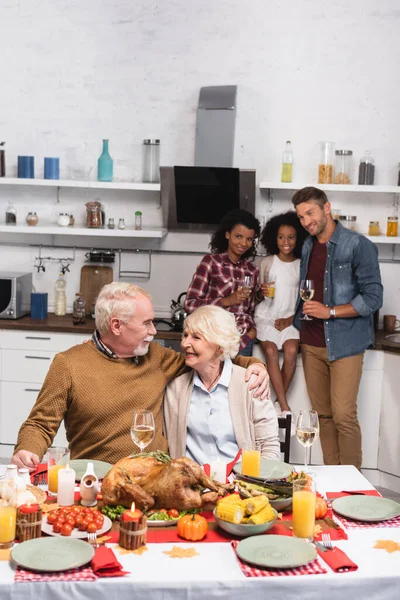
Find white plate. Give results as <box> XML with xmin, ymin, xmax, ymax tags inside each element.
<box><xmin>42</xmin><ymin>514</ymin><xmax>112</xmax><ymax>538</ymax></box>
<box><xmin>147</xmin><ymin>518</ymin><xmax>179</xmax><ymax>528</ymax></box>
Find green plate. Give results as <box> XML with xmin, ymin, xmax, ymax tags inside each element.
<box><xmin>233</xmin><ymin>458</ymin><xmax>293</xmax><ymax>481</ymax></box>
<box><xmin>236</xmin><ymin>534</ymin><xmax>317</xmax><ymax>569</ymax></box>
<box><xmin>58</xmin><ymin>458</ymin><xmax>112</xmax><ymax>481</ymax></box>
<box><xmin>332</xmin><ymin>495</ymin><xmax>400</xmax><ymax>522</ymax></box>
<box><xmin>11</xmin><ymin>537</ymin><xmax>94</xmax><ymax>572</ymax></box>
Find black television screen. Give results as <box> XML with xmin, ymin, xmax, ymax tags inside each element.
<box><xmin>174</xmin><ymin>166</ymin><xmax>240</xmax><ymax>225</ymax></box>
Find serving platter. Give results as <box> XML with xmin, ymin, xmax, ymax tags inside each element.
<box><xmin>11</xmin><ymin>537</ymin><xmax>94</xmax><ymax>572</ymax></box>
<box><xmin>332</xmin><ymin>496</ymin><xmax>400</xmax><ymax>522</ymax></box>
<box><xmin>233</xmin><ymin>458</ymin><xmax>293</xmax><ymax>482</ymax></box>
<box><xmin>42</xmin><ymin>514</ymin><xmax>112</xmax><ymax>538</ymax></box>
<box><xmin>57</xmin><ymin>458</ymin><xmax>112</xmax><ymax>481</ymax></box>
<box><xmin>147</xmin><ymin>518</ymin><xmax>179</xmax><ymax>528</ymax></box>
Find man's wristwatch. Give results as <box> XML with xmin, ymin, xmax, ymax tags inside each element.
<box><xmin>330</xmin><ymin>307</ymin><xmax>336</xmax><ymax>319</ymax></box>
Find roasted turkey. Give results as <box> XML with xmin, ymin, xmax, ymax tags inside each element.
<box><xmin>101</xmin><ymin>452</ymin><xmax>233</xmax><ymax>511</ymax></box>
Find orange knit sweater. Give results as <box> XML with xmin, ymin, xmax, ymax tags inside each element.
<box><xmin>14</xmin><ymin>341</ymin><xmax>258</xmax><ymax>464</ymax></box>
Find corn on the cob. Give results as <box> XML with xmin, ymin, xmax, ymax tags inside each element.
<box><xmin>221</xmin><ymin>494</ymin><xmax>242</xmax><ymax>505</ymax></box>
<box><xmin>243</xmin><ymin>495</ymin><xmax>270</xmax><ymax>515</ymax></box>
<box><xmin>216</xmin><ymin>503</ymin><xmax>244</xmax><ymax>524</ymax></box>
<box><xmin>248</xmin><ymin>506</ymin><xmax>276</xmax><ymax>524</ymax></box>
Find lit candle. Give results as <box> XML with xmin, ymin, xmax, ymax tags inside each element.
<box><xmin>121</xmin><ymin>502</ymin><xmax>143</xmax><ymax>522</ymax></box>
<box><xmin>57</xmin><ymin>466</ymin><xmax>76</xmax><ymax>506</ymax></box>
<box><xmin>19</xmin><ymin>503</ymin><xmax>39</xmax><ymax>514</ymax></box>
<box><xmin>210</xmin><ymin>459</ymin><xmax>227</xmax><ymax>483</ymax></box>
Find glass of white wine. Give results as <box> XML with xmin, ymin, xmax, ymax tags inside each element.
<box><xmin>131</xmin><ymin>410</ymin><xmax>155</xmax><ymax>453</ymax></box>
<box><xmin>299</xmin><ymin>279</ymin><xmax>315</xmax><ymax>320</ymax></box>
<box><xmin>296</xmin><ymin>409</ymin><xmax>319</xmax><ymax>469</ymax></box>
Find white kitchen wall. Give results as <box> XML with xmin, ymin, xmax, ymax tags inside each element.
<box><xmin>0</xmin><ymin>0</ymin><xmax>399</xmax><ymax>317</ymax></box>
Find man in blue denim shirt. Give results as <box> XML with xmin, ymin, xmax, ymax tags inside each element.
<box><xmin>292</xmin><ymin>187</ymin><xmax>383</xmax><ymax>469</ymax></box>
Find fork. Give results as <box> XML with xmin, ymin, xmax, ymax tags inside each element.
<box><xmin>87</xmin><ymin>532</ymin><xmax>99</xmax><ymax>549</ymax></box>
<box><xmin>322</xmin><ymin>533</ymin><xmax>334</xmax><ymax>550</ymax></box>
<box><xmin>37</xmin><ymin>473</ymin><xmax>48</xmax><ymax>492</ymax></box>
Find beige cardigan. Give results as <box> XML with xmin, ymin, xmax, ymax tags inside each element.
<box><xmin>163</xmin><ymin>363</ymin><xmax>280</xmax><ymax>460</ymax></box>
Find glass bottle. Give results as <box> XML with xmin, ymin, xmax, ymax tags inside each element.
<box><xmin>54</xmin><ymin>273</ymin><xmax>67</xmax><ymax>317</ymax></box>
<box><xmin>142</xmin><ymin>139</ymin><xmax>160</xmax><ymax>183</ymax></box>
<box><xmin>135</xmin><ymin>211</ymin><xmax>142</xmax><ymax>230</ymax></box>
<box><xmin>368</xmin><ymin>221</ymin><xmax>380</xmax><ymax>236</ymax></box>
<box><xmin>0</xmin><ymin>141</ymin><xmax>5</xmax><ymax>177</ymax></box>
<box><xmin>281</xmin><ymin>141</ymin><xmax>293</xmax><ymax>183</ymax></box>
<box><xmin>358</xmin><ymin>151</ymin><xmax>375</xmax><ymax>185</ymax></box>
<box><xmin>97</xmin><ymin>139</ymin><xmax>113</xmax><ymax>182</ymax></box>
<box><xmin>318</xmin><ymin>141</ymin><xmax>335</xmax><ymax>183</ymax></box>
<box><xmin>5</xmin><ymin>200</ymin><xmax>17</xmax><ymax>225</ymax></box>
<box><xmin>26</xmin><ymin>212</ymin><xmax>39</xmax><ymax>226</ymax></box>
<box><xmin>334</xmin><ymin>150</ymin><xmax>352</xmax><ymax>184</ymax></box>
<box><xmin>387</xmin><ymin>216</ymin><xmax>398</xmax><ymax>237</ymax></box>
<box><xmin>72</xmin><ymin>293</ymin><xmax>86</xmax><ymax>325</ymax></box>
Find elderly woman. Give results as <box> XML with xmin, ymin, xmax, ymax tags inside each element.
<box><xmin>163</xmin><ymin>305</ymin><xmax>280</xmax><ymax>464</ymax></box>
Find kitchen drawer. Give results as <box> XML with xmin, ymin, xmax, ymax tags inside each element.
<box><xmin>0</xmin><ymin>382</ymin><xmax>67</xmax><ymax>446</ymax></box>
<box><xmin>1</xmin><ymin>330</ymin><xmax>74</xmax><ymax>352</ymax></box>
<box><xmin>1</xmin><ymin>349</ymin><xmax>55</xmax><ymax>383</ymax></box>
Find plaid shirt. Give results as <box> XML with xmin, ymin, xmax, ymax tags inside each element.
<box><xmin>185</xmin><ymin>252</ymin><xmax>259</xmax><ymax>350</ymax></box>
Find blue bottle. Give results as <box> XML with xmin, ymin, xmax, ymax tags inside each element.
<box><xmin>97</xmin><ymin>139</ymin><xmax>113</xmax><ymax>182</ymax></box>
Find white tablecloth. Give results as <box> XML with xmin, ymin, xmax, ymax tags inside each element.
<box><xmin>1</xmin><ymin>466</ymin><xmax>399</xmax><ymax>600</ymax></box>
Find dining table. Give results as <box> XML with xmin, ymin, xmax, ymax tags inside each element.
<box><xmin>0</xmin><ymin>464</ymin><xmax>399</xmax><ymax>600</ymax></box>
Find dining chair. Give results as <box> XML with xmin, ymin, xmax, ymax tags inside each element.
<box><xmin>278</xmin><ymin>413</ymin><xmax>291</xmax><ymax>463</ymax></box>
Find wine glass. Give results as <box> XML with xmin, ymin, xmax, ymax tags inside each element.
<box><xmin>130</xmin><ymin>410</ymin><xmax>155</xmax><ymax>453</ymax></box>
<box><xmin>296</xmin><ymin>409</ymin><xmax>319</xmax><ymax>469</ymax></box>
<box><xmin>299</xmin><ymin>279</ymin><xmax>315</xmax><ymax>320</ymax></box>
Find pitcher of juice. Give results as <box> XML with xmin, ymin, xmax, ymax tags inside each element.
<box><xmin>47</xmin><ymin>447</ymin><xmax>70</xmax><ymax>496</ymax></box>
<box><xmin>292</xmin><ymin>478</ymin><xmax>316</xmax><ymax>541</ymax></box>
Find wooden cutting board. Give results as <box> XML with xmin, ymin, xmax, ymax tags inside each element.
<box><xmin>79</xmin><ymin>265</ymin><xmax>114</xmax><ymax>315</ymax></box>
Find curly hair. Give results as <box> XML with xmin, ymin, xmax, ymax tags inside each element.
<box><xmin>209</xmin><ymin>209</ymin><xmax>260</xmax><ymax>259</ymax></box>
<box><xmin>260</xmin><ymin>211</ymin><xmax>308</xmax><ymax>258</ymax></box>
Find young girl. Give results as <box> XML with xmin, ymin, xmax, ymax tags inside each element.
<box><xmin>255</xmin><ymin>211</ymin><xmax>307</xmax><ymax>412</ymax></box>
<box><xmin>185</xmin><ymin>209</ymin><xmax>260</xmax><ymax>356</ymax></box>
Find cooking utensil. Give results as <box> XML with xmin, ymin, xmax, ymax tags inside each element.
<box><xmin>170</xmin><ymin>292</ymin><xmax>187</xmax><ymax>329</ymax></box>
<box><xmin>79</xmin><ymin>265</ymin><xmax>113</xmax><ymax>316</ymax></box>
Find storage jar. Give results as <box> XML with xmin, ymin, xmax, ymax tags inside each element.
<box><xmin>368</xmin><ymin>221</ymin><xmax>380</xmax><ymax>236</ymax></box>
<box><xmin>57</xmin><ymin>213</ymin><xmax>70</xmax><ymax>227</ymax></box>
<box><xmin>142</xmin><ymin>139</ymin><xmax>160</xmax><ymax>183</ymax></box>
<box><xmin>318</xmin><ymin>141</ymin><xmax>335</xmax><ymax>184</ymax></box>
<box><xmin>387</xmin><ymin>216</ymin><xmax>398</xmax><ymax>237</ymax></box>
<box><xmin>358</xmin><ymin>151</ymin><xmax>375</xmax><ymax>185</ymax></box>
<box><xmin>339</xmin><ymin>215</ymin><xmax>357</xmax><ymax>230</ymax></box>
<box><xmin>26</xmin><ymin>212</ymin><xmax>39</xmax><ymax>226</ymax></box>
<box><xmin>334</xmin><ymin>150</ymin><xmax>352</xmax><ymax>184</ymax></box>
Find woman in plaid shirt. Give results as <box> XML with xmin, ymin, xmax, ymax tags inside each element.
<box><xmin>185</xmin><ymin>209</ymin><xmax>260</xmax><ymax>356</ymax></box>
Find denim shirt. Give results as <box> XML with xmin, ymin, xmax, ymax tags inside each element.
<box><xmin>294</xmin><ymin>221</ymin><xmax>383</xmax><ymax>361</ymax></box>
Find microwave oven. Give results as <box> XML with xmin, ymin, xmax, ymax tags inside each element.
<box><xmin>0</xmin><ymin>272</ymin><xmax>32</xmax><ymax>319</ymax></box>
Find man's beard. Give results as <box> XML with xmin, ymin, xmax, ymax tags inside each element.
<box><xmin>133</xmin><ymin>337</ymin><xmax>154</xmax><ymax>356</ymax></box>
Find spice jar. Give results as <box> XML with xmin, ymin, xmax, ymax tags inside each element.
<box><xmin>358</xmin><ymin>151</ymin><xmax>375</xmax><ymax>185</ymax></box>
<box><xmin>318</xmin><ymin>141</ymin><xmax>335</xmax><ymax>184</ymax></box>
<box><xmin>339</xmin><ymin>215</ymin><xmax>357</xmax><ymax>231</ymax></box>
<box><xmin>135</xmin><ymin>211</ymin><xmax>142</xmax><ymax>230</ymax></box>
<box><xmin>57</xmin><ymin>213</ymin><xmax>70</xmax><ymax>227</ymax></box>
<box><xmin>334</xmin><ymin>150</ymin><xmax>352</xmax><ymax>184</ymax></box>
<box><xmin>85</xmin><ymin>202</ymin><xmax>102</xmax><ymax>228</ymax></box>
<box><xmin>118</xmin><ymin>218</ymin><xmax>126</xmax><ymax>230</ymax></box>
<box><xmin>368</xmin><ymin>221</ymin><xmax>380</xmax><ymax>236</ymax></box>
<box><xmin>108</xmin><ymin>218</ymin><xmax>115</xmax><ymax>229</ymax></box>
<box><xmin>72</xmin><ymin>293</ymin><xmax>86</xmax><ymax>325</ymax></box>
<box><xmin>26</xmin><ymin>212</ymin><xmax>39</xmax><ymax>226</ymax></box>
<box><xmin>387</xmin><ymin>216</ymin><xmax>398</xmax><ymax>237</ymax></box>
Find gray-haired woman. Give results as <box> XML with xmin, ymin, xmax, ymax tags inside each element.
<box><xmin>163</xmin><ymin>305</ymin><xmax>280</xmax><ymax>465</ymax></box>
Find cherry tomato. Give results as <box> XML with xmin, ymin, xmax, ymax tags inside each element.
<box><xmin>61</xmin><ymin>523</ymin><xmax>73</xmax><ymax>536</ymax></box>
<box><xmin>94</xmin><ymin>516</ymin><xmax>104</xmax><ymax>527</ymax></box>
<box><xmin>52</xmin><ymin>522</ymin><xmax>62</xmax><ymax>533</ymax></box>
<box><xmin>79</xmin><ymin>518</ymin><xmax>91</xmax><ymax>532</ymax></box>
<box><xmin>56</xmin><ymin>515</ymin><xmax>66</xmax><ymax>525</ymax></box>
<box><xmin>47</xmin><ymin>512</ymin><xmax>58</xmax><ymax>525</ymax></box>
<box><xmin>167</xmin><ymin>509</ymin><xmax>179</xmax><ymax>519</ymax></box>
<box><xmin>87</xmin><ymin>522</ymin><xmax>98</xmax><ymax>533</ymax></box>
<box><xmin>66</xmin><ymin>516</ymin><xmax>76</xmax><ymax>527</ymax></box>
<box><xmin>75</xmin><ymin>517</ymin><xmax>84</xmax><ymax>529</ymax></box>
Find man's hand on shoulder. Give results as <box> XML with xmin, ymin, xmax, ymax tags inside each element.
<box><xmin>11</xmin><ymin>450</ymin><xmax>40</xmax><ymax>472</ymax></box>
<box><xmin>244</xmin><ymin>363</ymin><xmax>269</xmax><ymax>399</ymax></box>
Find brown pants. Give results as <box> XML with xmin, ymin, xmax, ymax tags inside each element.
<box><xmin>301</xmin><ymin>344</ymin><xmax>364</xmax><ymax>470</ymax></box>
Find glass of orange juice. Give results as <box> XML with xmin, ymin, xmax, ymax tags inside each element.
<box><xmin>0</xmin><ymin>480</ymin><xmax>17</xmax><ymax>549</ymax></box>
<box><xmin>47</xmin><ymin>447</ymin><xmax>70</xmax><ymax>497</ymax></box>
<box><xmin>241</xmin><ymin>447</ymin><xmax>261</xmax><ymax>478</ymax></box>
<box><xmin>292</xmin><ymin>478</ymin><xmax>316</xmax><ymax>542</ymax></box>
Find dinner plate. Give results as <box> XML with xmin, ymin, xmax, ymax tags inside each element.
<box><xmin>236</xmin><ymin>534</ymin><xmax>317</xmax><ymax>569</ymax></box>
<box><xmin>233</xmin><ymin>458</ymin><xmax>293</xmax><ymax>481</ymax></box>
<box><xmin>332</xmin><ymin>495</ymin><xmax>400</xmax><ymax>522</ymax></box>
<box><xmin>11</xmin><ymin>537</ymin><xmax>94</xmax><ymax>572</ymax></box>
<box><xmin>269</xmin><ymin>496</ymin><xmax>292</xmax><ymax>512</ymax></box>
<box><xmin>42</xmin><ymin>514</ymin><xmax>112</xmax><ymax>538</ymax></box>
<box><xmin>57</xmin><ymin>458</ymin><xmax>112</xmax><ymax>481</ymax></box>
<box><xmin>147</xmin><ymin>518</ymin><xmax>179</xmax><ymax>528</ymax></box>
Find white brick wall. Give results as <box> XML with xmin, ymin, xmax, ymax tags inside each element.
<box><xmin>0</xmin><ymin>0</ymin><xmax>398</xmax><ymax>315</ymax></box>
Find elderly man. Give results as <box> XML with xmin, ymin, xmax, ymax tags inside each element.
<box><xmin>12</xmin><ymin>282</ymin><xmax>269</xmax><ymax>470</ymax></box>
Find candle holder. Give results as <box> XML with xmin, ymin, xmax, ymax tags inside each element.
<box><xmin>119</xmin><ymin>514</ymin><xmax>147</xmax><ymax>551</ymax></box>
<box><xmin>16</xmin><ymin>506</ymin><xmax>42</xmax><ymax>542</ymax></box>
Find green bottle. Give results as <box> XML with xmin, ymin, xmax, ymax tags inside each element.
<box><xmin>97</xmin><ymin>139</ymin><xmax>113</xmax><ymax>182</ymax></box>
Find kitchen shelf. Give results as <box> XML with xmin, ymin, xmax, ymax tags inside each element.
<box><xmin>365</xmin><ymin>235</ymin><xmax>400</xmax><ymax>244</ymax></box>
<box><xmin>260</xmin><ymin>182</ymin><xmax>400</xmax><ymax>194</ymax></box>
<box><xmin>0</xmin><ymin>177</ymin><xmax>160</xmax><ymax>192</ymax></box>
<box><xmin>0</xmin><ymin>225</ymin><xmax>167</xmax><ymax>238</ymax></box>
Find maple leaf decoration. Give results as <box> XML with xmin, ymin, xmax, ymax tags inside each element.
<box><xmin>374</xmin><ymin>540</ymin><xmax>400</xmax><ymax>554</ymax></box>
<box><xmin>116</xmin><ymin>545</ymin><xmax>148</xmax><ymax>556</ymax></box>
<box><xmin>163</xmin><ymin>546</ymin><xmax>200</xmax><ymax>559</ymax></box>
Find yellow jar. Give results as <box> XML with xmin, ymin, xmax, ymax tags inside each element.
<box><xmin>368</xmin><ymin>221</ymin><xmax>380</xmax><ymax>236</ymax></box>
<box><xmin>387</xmin><ymin>216</ymin><xmax>398</xmax><ymax>237</ymax></box>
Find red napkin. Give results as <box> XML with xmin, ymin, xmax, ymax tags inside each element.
<box><xmin>91</xmin><ymin>546</ymin><xmax>129</xmax><ymax>577</ymax></box>
<box><xmin>30</xmin><ymin>463</ymin><xmax>47</xmax><ymax>483</ymax></box>
<box><xmin>317</xmin><ymin>547</ymin><xmax>358</xmax><ymax>572</ymax></box>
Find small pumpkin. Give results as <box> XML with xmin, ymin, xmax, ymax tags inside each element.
<box><xmin>177</xmin><ymin>513</ymin><xmax>208</xmax><ymax>541</ymax></box>
<box><xmin>315</xmin><ymin>497</ymin><xmax>328</xmax><ymax>519</ymax></box>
